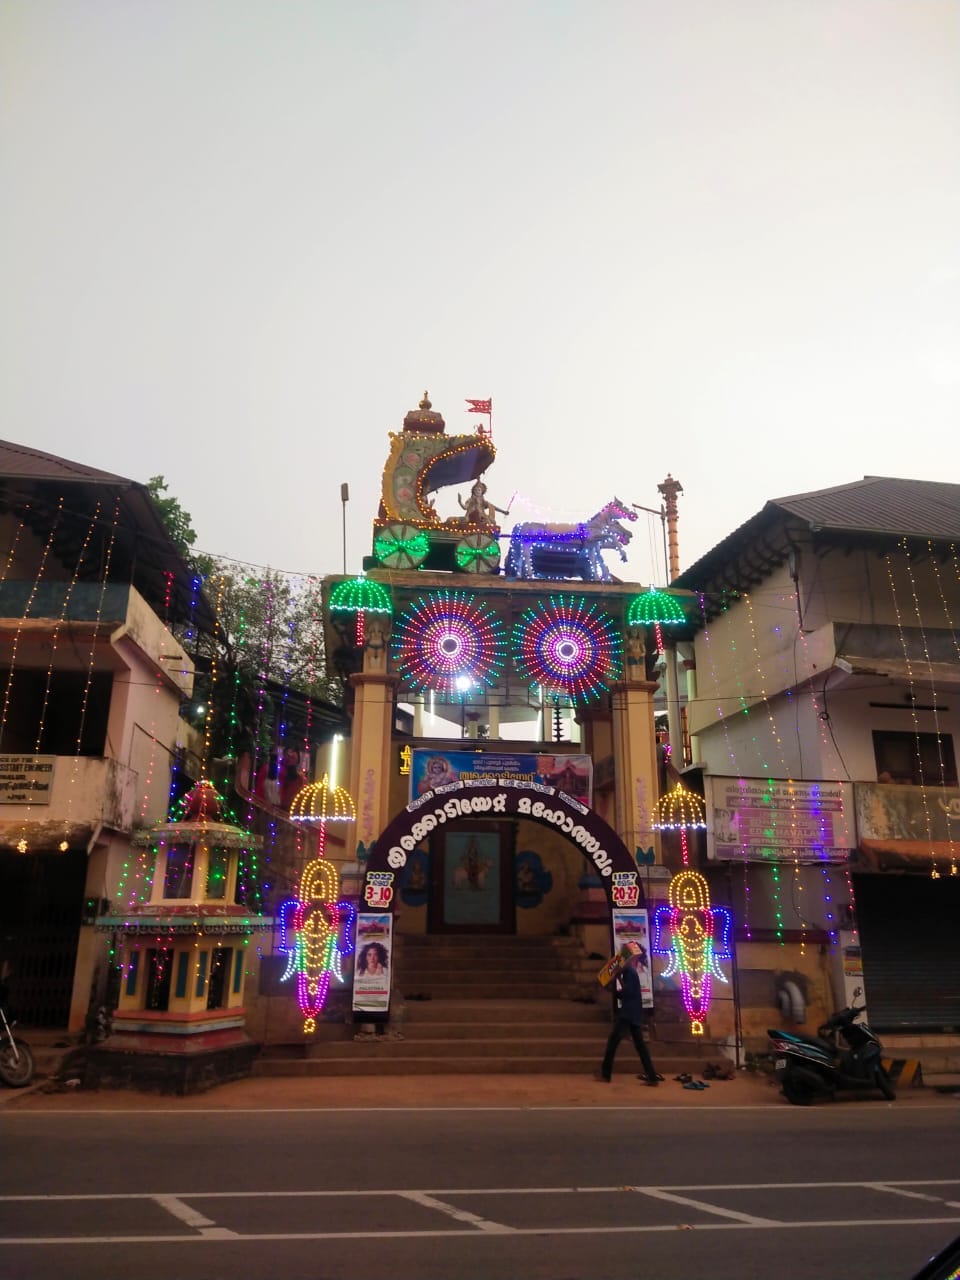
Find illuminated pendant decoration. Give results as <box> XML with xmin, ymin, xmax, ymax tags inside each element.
<box><xmin>653</xmin><ymin>783</ymin><xmax>707</xmax><ymax>867</ymax></box>
<box><xmin>512</xmin><ymin>595</ymin><xmax>622</xmax><ymax>702</ymax></box>
<box><xmin>280</xmin><ymin>776</ymin><xmax>358</xmax><ymax>1033</ymax></box>
<box><xmin>652</xmin><ymin>870</ymin><xmax>732</xmax><ymax>1036</ymax></box>
<box><xmin>329</xmin><ymin>575</ymin><xmax>393</xmax><ymax>648</ymax></box>
<box><xmin>391</xmin><ymin>590</ymin><xmax>507</xmax><ymax>698</ymax></box>
<box><xmin>626</xmin><ymin>587</ymin><xmax>686</xmax><ymax>655</ymax></box>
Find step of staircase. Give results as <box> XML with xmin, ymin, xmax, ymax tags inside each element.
<box><xmin>251</xmin><ymin>927</ymin><xmax>723</xmax><ymax>1079</ymax></box>
<box><xmin>252</xmin><ymin>1054</ymin><xmax>706</xmax><ymax>1079</ymax></box>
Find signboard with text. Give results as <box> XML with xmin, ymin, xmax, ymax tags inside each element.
<box><xmin>0</xmin><ymin>755</ymin><xmax>56</xmax><ymax>805</ymax></box>
<box><xmin>410</xmin><ymin>749</ymin><xmax>592</xmax><ymax>806</ymax></box>
<box><xmin>706</xmin><ymin>776</ymin><xmax>854</xmax><ymax>862</ymax></box>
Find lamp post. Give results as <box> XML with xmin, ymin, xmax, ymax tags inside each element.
<box><xmin>630</xmin><ymin>501</ymin><xmax>669</xmax><ymax>585</ymax></box>
<box><xmin>340</xmin><ymin>482</ymin><xmax>349</xmax><ymax>575</ymax></box>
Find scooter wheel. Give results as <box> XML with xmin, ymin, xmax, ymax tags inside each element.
<box><xmin>874</xmin><ymin>1065</ymin><xmax>896</xmax><ymax>1101</ymax></box>
<box><xmin>782</xmin><ymin>1074</ymin><xmax>817</xmax><ymax>1106</ymax></box>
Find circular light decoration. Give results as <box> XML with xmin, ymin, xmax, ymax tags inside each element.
<box><xmin>373</xmin><ymin>522</ymin><xmax>430</xmax><ymax>569</ymax></box>
<box><xmin>391</xmin><ymin>590</ymin><xmax>507</xmax><ymax>698</ymax></box>
<box><xmin>512</xmin><ymin>595</ymin><xmax>622</xmax><ymax>702</ymax></box>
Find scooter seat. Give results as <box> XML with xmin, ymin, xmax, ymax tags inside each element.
<box><xmin>767</xmin><ymin>1028</ymin><xmax>833</xmax><ymax>1052</ymax></box>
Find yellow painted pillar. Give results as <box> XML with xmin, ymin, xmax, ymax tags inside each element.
<box><xmin>348</xmin><ymin>671</ymin><xmax>399</xmax><ymax>853</ymax></box>
<box><xmin>610</xmin><ymin>678</ymin><xmax>661</xmax><ymax>865</ymax></box>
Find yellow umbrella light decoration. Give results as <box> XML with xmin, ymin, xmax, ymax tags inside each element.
<box><xmin>279</xmin><ymin>774</ymin><xmax>358</xmax><ymax>1033</ymax></box>
<box><xmin>653</xmin><ymin>782</ymin><xmax>707</xmax><ymax>868</ymax></box>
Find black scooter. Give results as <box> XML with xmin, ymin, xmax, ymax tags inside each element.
<box><xmin>767</xmin><ymin>1004</ymin><xmax>896</xmax><ymax>1106</ymax></box>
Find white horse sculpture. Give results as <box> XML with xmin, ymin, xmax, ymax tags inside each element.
<box><xmin>505</xmin><ymin>498</ymin><xmax>638</xmax><ymax>582</ymax></box>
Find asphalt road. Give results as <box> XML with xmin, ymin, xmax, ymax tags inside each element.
<box><xmin>2</xmin><ymin>1093</ymin><xmax>959</xmax><ymax>1280</ymax></box>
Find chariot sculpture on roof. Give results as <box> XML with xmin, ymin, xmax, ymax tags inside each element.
<box><xmin>370</xmin><ymin>394</ymin><xmax>638</xmax><ymax>582</ymax></box>
<box><xmin>372</xmin><ymin>392</ymin><xmax>505</xmax><ymax>574</ymax></box>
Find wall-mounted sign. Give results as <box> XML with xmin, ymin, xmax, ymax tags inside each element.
<box><xmin>0</xmin><ymin>755</ymin><xmax>56</xmax><ymax>805</ymax></box>
<box><xmin>409</xmin><ymin>749</ymin><xmax>592</xmax><ymax>806</ymax></box>
<box><xmin>705</xmin><ymin>776</ymin><xmax>853</xmax><ymax>862</ymax></box>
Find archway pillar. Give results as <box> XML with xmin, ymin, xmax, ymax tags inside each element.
<box><xmin>610</xmin><ymin>679</ymin><xmax>662</xmax><ymax>866</ymax></box>
<box><xmin>348</xmin><ymin>671</ymin><xmax>399</xmax><ymax>854</ymax></box>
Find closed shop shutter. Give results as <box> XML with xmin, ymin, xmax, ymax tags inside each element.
<box><xmin>853</xmin><ymin>874</ymin><xmax>960</xmax><ymax>1033</ymax></box>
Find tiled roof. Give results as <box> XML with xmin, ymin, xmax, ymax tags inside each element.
<box><xmin>0</xmin><ymin>437</ymin><xmax>215</xmax><ymax>632</ymax></box>
<box><xmin>770</xmin><ymin>476</ymin><xmax>960</xmax><ymax>541</ymax></box>
<box><xmin>672</xmin><ymin>475</ymin><xmax>960</xmax><ymax>600</ymax></box>
<box><xmin>0</xmin><ymin>438</ymin><xmax>134</xmax><ymax>485</ymax></box>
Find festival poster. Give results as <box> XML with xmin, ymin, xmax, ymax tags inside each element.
<box><xmin>410</xmin><ymin>749</ymin><xmax>592</xmax><ymax>806</ymax></box>
<box><xmin>611</xmin><ymin>909</ymin><xmax>653</xmax><ymax>1008</ymax></box>
<box><xmin>352</xmin><ymin>913</ymin><xmax>393</xmax><ymax>1015</ymax></box>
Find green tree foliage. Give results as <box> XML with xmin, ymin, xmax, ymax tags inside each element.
<box><xmin>197</xmin><ymin>566</ymin><xmax>344</xmax><ymax>761</ymax></box>
<box><xmin>145</xmin><ymin>475</ymin><xmax>200</xmax><ymax>560</ymax></box>
<box><xmin>145</xmin><ymin>476</ymin><xmax>343</xmax><ymax>764</ymax></box>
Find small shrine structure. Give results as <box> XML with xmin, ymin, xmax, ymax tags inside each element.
<box><xmin>90</xmin><ymin>780</ymin><xmax>268</xmax><ymax>1092</ymax></box>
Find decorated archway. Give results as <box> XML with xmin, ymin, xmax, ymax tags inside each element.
<box><xmin>353</xmin><ymin>780</ymin><xmax>647</xmax><ymax>1020</ymax></box>
<box><xmin>362</xmin><ymin>779</ymin><xmax>644</xmax><ymax>913</ymax></box>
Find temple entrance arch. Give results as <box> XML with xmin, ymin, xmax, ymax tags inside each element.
<box><xmin>361</xmin><ymin>779</ymin><xmax>644</xmax><ymax>914</ymax></box>
<box><xmin>354</xmin><ymin>781</ymin><xmax>646</xmax><ymax>1020</ymax></box>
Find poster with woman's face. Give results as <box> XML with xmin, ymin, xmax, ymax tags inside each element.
<box><xmin>352</xmin><ymin>913</ymin><xmax>393</xmax><ymax>1015</ymax></box>
<box><xmin>612</xmin><ymin>909</ymin><xmax>653</xmax><ymax>1008</ymax></box>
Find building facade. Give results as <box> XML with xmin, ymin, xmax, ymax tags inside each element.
<box><xmin>0</xmin><ymin>442</ymin><xmax>205</xmax><ymax>1031</ymax></box>
<box><xmin>674</xmin><ymin>477</ymin><xmax>960</xmax><ymax>1041</ymax></box>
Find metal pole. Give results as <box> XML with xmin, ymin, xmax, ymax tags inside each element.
<box><xmin>630</xmin><ymin>501</ymin><xmax>669</xmax><ymax>586</ymax></box>
<box><xmin>340</xmin><ymin>482</ymin><xmax>349</xmax><ymax>575</ymax></box>
<box><xmin>660</xmin><ymin>508</ymin><xmax>669</xmax><ymax>585</ymax></box>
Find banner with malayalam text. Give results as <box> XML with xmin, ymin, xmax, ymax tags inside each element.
<box><xmin>410</xmin><ymin>749</ymin><xmax>592</xmax><ymax>806</ymax></box>
<box><xmin>706</xmin><ymin>776</ymin><xmax>854</xmax><ymax>862</ymax></box>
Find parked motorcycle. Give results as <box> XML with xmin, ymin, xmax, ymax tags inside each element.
<box><xmin>0</xmin><ymin>982</ymin><xmax>35</xmax><ymax>1088</ymax></box>
<box><xmin>767</xmin><ymin>1003</ymin><xmax>896</xmax><ymax>1106</ymax></box>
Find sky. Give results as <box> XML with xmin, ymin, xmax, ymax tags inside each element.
<box><xmin>2</xmin><ymin>1</ymin><xmax>959</xmax><ymax>586</ymax></box>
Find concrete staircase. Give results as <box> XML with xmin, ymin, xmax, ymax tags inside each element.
<box><xmin>252</xmin><ymin>933</ymin><xmax>716</xmax><ymax>1078</ymax></box>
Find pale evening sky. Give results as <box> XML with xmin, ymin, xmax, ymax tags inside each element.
<box><xmin>2</xmin><ymin>1</ymin><xmax>958</xmax><ymax>585</ymax></box>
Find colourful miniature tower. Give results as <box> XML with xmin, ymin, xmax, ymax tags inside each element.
<box><xmin>93</xmin><ymin>780</ymin><xmax>267</xmax><ymax>1091</ymax></box>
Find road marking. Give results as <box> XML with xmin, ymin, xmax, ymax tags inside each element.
<box><xmin>400</xmin><ymin>1190</ymin><xmax>514</xmax><ymax>1233</ymax></box>
<box><xmin>629</xmin><ymin>1186</ymin><xmax>778</xmax><ymax>1226</ymax></box>
<box><xmin>2</xmin><ymin>1178</ymin><xmax>958</xmax><ymax>1202</ymax></box>
<box><xmin>867</xmin><ymin>1184</ymin><xmax>951</xmax><ymax>1204</ymax></box>
<box><xmin>153</xmin><ymin>1194</ymin><xmax>238</xmax><ymax>1238</ymax></box>
<box><xmin>4</xmin><ymin>1217</ymin><xmax>960</xmax><ymax>1245</ymax></box>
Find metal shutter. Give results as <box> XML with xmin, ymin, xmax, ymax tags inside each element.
<box><xmin>854</xmin><ymin>873</ymin><xmax>960</xmax><ymax>1033</ymax></box>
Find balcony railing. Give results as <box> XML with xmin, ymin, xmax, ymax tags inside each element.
<box><xmin>0</xmin><ymin>755</ymin><xmax>139</xmax><ymax>832</ymax></box>
<box><xmin>0</xmin><ymin>582</ymin><xmax>130</xmax><ymax>623</ymax></box>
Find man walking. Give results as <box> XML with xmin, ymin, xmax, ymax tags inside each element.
<box><xmin>599</xmin><ymin>950</ymin><xmax>659</xmax><ymax>1085</ymax></box>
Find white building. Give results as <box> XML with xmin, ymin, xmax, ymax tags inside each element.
<box><xmin>674</xmin><ymin>477</ymin><xmax>960</xmax><ymax>1039</ymax></box>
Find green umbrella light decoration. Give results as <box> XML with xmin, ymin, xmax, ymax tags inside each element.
<box><xmin>328</xmin><ymin>576</ymin><xmax>393</xmax><ymax>649</ymax></box>
<box><xmin>626</xmin><ymin>587</ymin><xmax>686</xmax><ymax>656</ymax></box>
